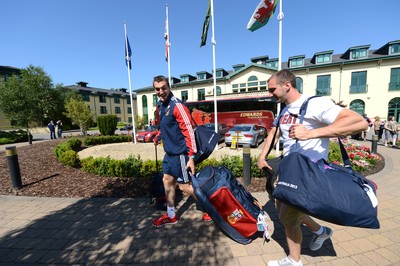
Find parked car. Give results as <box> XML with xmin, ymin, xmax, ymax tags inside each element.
<box><xmin>136</xmin><ymin>125</ymin><xmax>159</xmax><ymax>142</ymax></box>
<box><xmin>200</xmin><ymin>123</ymin><xmax>230</xmax><ymax>143</ymax></box>
<box><xmin>119</xmin><ymin>124</ymin><xmax>133</xmax><ymax>131</ymax></box>
<box><xmin>224</xmin><ymin>124</ymin><xmax>266</xmax><ymax>148</ymax></box>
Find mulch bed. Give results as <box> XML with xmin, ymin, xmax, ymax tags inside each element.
<box><xmin>0</xmin><ymin>140</ymin><xmax>385</xmax><ymax>198</ymax></box>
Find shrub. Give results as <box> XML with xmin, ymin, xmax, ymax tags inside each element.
<box><xmin>0</xmin><ymin>130</ymin><xmax>28</xmax><ymax>144</ymax></box>
<box><xmin>57</xmin><ymin>138</ymin><xmax>383</xmax><ymax>180</ymax></box>
<box><xmin>67</xmin><ymin>138</ymin><xmax>82</xmax><ymax>150</ymax></box>
<box><xmin>83</xmin><ymin>135</ymin><xmax>129</xmax><ymax>146</ymax></box>
<box><xmin>53</xmin><ymin>138</ymin><xmax>82</xmax><ymax>158</ymax></box>
<box><xmin>97</xmin><ymin>115</ymin><xmax>117</xmax><ymax>136</ymax></box>
<box><xmin>59</xmin><ymin>150</ymin><xmax>79</xmax><ymax>167</ymax></box>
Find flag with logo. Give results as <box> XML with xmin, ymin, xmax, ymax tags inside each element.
<box><xmin>247</xmin><ymin>0</ymin><xmax>278</xmax><ymax>32</ymax></box>
<box><xmin>200</xmin><ymin>0</ymin><xmax>211</xmax><ymax>47</ymax></box>
<box><xmin>125</xmin><ymin>36</ymin><xmax>132</xmax><ymax>69</ymax></box>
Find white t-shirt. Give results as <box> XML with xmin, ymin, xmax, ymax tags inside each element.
<box><xmin>274</xmin><ymin>95</ymin><xmax>342</xmax><ymax>161</ymax></box>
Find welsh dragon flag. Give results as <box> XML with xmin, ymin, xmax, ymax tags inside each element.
<box><xmin>247</xmin><ymin>0</ymin><xmax>279</xmax><ymax>32</ymax></box>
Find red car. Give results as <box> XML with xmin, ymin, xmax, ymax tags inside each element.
<box><xmin>135</xmin><ymin>125</ymin><xmax>159</xmax><ymax>142</ymax></box>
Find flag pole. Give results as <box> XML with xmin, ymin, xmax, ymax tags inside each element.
<box><xmin>210</xmin><ymin>0</ymin><xmax>218</xmax><ymax>144</ymax></box>
<box><xmin>166</xmin><ymin>3</ymin><xmax>172</xmax><ymax>86</ymax></box>
<box><xmin>124</xmin><ymin>21</ymin><xmax>137</xmax><ymax>144</ymax></box>
<box><xmin>275</xmin><ymin>0</ymin><xmax>283</xmax><ymax>154</ymax></box>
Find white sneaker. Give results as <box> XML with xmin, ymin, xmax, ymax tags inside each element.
<box><xmin>309</xmin><ymin>226</ymin><xmax>333</xmax><ymax>251</ymax></box>
<box><xmin>268</xmin><ymin>256</ymin><xmax>303</xmax><ymax>266</ymax></box>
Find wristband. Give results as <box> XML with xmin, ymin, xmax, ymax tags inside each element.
<box><xmin>190</xmin><ymin>155</ymin><xmax>195</xmax><ymax>159</ymax></box>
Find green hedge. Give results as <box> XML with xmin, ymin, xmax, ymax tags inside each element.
<box><xmin>0</xmin><ymin>130</ymin><xmax>28</xmax><ymax>144</ymax></box>
<box><xmin>56</xmin><ymin>136</ymin><xmax>381</xmax><ymax>179</ymax></box>
<box><xmin>54</xmin><ymin>137</ymin><xmax>269</xmax><ymax>178</ymax></box>
<box><xmin>83</xmin><ymin>135</ymin><xmax>130</xmax><ymax>146</ymax></box>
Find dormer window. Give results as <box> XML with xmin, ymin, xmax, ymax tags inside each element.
<box><xmin>351</xmin><ymin>48</ymin><xmax>368</xmax><ymax>60</ymax></box>
<box><xmin>316</xmin><ymin>54</ymin><xmax>331</xmax><ymax>64</ymax></box>
<box><xmin>181</xmin><ymin>76</ymin><xmax>189</xmax><ymax>82</ymax></box>
<box><xmin>390</xmin><ymin>43</ymin><xmax>400</xmax><ymax>55</ymax></box>
<box><xmin>289</xmin><ymin>56</ymin><xmax>304</xmax><ymax>68</ymax></box>
<box><xmin>216</xmin><ymin>70</ymin><xmax>223</xmax><ymax>78</ymax></box>
<box><xmin>266</xmin><ymin>59</ymin><xmax>278</xmax><ymax>69</ymax></box>
<box><xmin>197</xmin><ymin>73</ymin><xmax>206</xmax><ymax>80</ymax></box>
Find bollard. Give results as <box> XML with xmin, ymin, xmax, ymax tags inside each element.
<box><xmin>371</xmin><ymin>135</ymin><xmax>378</xmax><ymax>154</ymax></box>
<box><xmin>5</xmin><ymin>146</ymin><xmax>22</xmax><ymax>190</ymax></box>
<box><xmin>243</xmin><ymin>144</ymin><xmax>251</xmax><ymax>187</ymax></box>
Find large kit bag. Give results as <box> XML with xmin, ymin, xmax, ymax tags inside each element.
<box><xmin>192</xmin><ymin>165</ymin><xmax>269</xmax><ymax>245</ymax></box>
<box><xmin>193</xmin><ymin>124</ymin><xmax>220</xmax><ymax>164</ymax></box>
<box><xmin>271</xmin><ymin>96</ymin><xmax>380</xmax><ymax>229</ymax></box>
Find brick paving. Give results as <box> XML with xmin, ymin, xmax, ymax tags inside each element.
<box><xmin>0</xmin><ymin>141</ymin><xmax>399</xmax><ymax>265</ymax></box>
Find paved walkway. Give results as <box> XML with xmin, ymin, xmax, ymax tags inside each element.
<box><xmin>0</xmin><ymin>141</ymin><xmax>399</xmax><ymax>265</ymax></box>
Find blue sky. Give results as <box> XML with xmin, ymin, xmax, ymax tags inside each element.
<box><xmin>1</xmin><ymin>0</ymin><xmax>399</xmax><ymax>91</ymax></box>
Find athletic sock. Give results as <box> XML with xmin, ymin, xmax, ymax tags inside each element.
<box><xmin>167</xmin><ymin>206</ymin><xmax>175</xmax><ymax>218</ymax></box>
<box><xmin>314</xmin><ymin>226</ymin><xmax>324</xmax><ymax>235</ymax></box>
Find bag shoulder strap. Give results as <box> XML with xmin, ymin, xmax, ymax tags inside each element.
<box><xmin>299</xmin><ymin>96</ymin><xmax>320</xmax><ymax>124</ymax></box>
<box><xmin>298</xmin><ymin>96</ymin><xmax>352</xmax><ymax>168</ymax></box>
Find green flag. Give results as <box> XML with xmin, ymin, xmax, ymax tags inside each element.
<box><xmin>200</xmin><ymin>0</ymin><xmax>211</xmax><ymax>47</ymax></box>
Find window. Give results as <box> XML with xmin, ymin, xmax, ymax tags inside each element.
<box><xmin>127</xmin><ymin>107</ymin><xmax>132</xmax><ymax>114</ymax></box>
<box><xmin>197</xmin><ymin>73</ymin><xmax>206</xmax><ymax>80</ymax></box>
<box><xmin>267</xmin><ymin>60</ymin><xmax>278</xmax><ymax>69</ymax></box>
<box><xmin>99</xmin><ymin>95</ymin><xmax>107</xmax><ymax>103</ymax></box>
<box><xmin>260</xmin><ymin>81</ymin><xmax>267</xmax><ymax>91</ymax></box>
<box><xmin>316</xmin><ymin>75</ymin><xmax>331</xmax><ymax>96</ymax></box>
<box><xmin>390</xmin><ymin>43</ymin><xmax>400</xmax><ymax>55</ymax></box>
<box><xmin>389</xmin><ymin>68</ymin><xmax>400</xmax><ymax>91</ymax></box>
<box><xmin>351</xmin><ymin>48</ymin><xmax>368</xmax><ymax>59</ymax></box>
<box><xmin>388</xmin><ymin>97</ymin><xmax>400</xmax><ymax>122</ymax></box>
<box><xmin>181</xmin><ymin>90</ymin><xmax>188</xmax><ymax>102</ymax></box>
<box><xmin>239</xmin><ymin>83</ymin><xmax>246</xmax><ymax>93</ymax></box>
<box><xmin>114</xmin><ymin>97</ymin><xmax>120</xmax><ymax>104</ymax></box>
<box><xmin>100</xmin><ymin>106</ymin><xmax>107</xmax><ymax>114</ymax></box>
<box><xmin>216</xmin><ymin>86</ymin><xmax>221</xmax><ymax>95</ymax></box>
<box><xmin>316</xmin><ymin>54</ymin><xmax>331</xmax><ymax>64</ymax></box>
<box><xmin>350</xmin><ymin>71</ymin><xmax>367</xmax><ymax>93</ymax></box>
<box><xmin>349</xmin><ymin>99</ymin><xmax>365</xmax><ymax>116</ymax></box>
<box><xmin>198</xmin><ymin>89</ymin><xmax>205</xmax><ymax>101</ymax></box>
<box><xmin>247</xmin><ymin>75</ymin><xmax>258</xmax><ymax>87</ymax></box>
<box><xmin>127</xmin><ymin>98</ymin><xmax>131</xmax><ymax>104</ymax></box>
<box><xmin>81</xmin><ymin>93</ymin><xmax>90</xmax><ymax>102</ymax></box>
<box><xmin>153</xmin><ymin>94</ymin><xmax>158</xmax><ymax>106</ymax></box>
<box><xmin>142</xmin><ymin>95</ymin><xmax>148</xmax><ymax>123</ymax></box>
<box><xmin>181</xmin><ymin>76</ymin><xmax>189</xmax><ymax>82</ymax></box>
<box><xmin>115</xmin><ymin>107</ymin><xmax>121</xmax><ymax>114</ymax></box>
<box><xmin>216</xmin><ymin>71</ymin><xmax>223</xmax><ymax>78</ymax></box>
<box><xmin>296</xmin><ymin>77</ymin><xmax>303</xmax><ymax>94</ymax></box>
<box><xmin>289</xmin><ymin>57</ymin><xmax>304</xmax><ymax>68</ymax></box>
<box><xmin>232</xmin><ymin>84</ymin><xmax>238</xmax><ymax>93</ymax></box>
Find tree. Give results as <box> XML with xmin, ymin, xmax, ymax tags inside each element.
<box><xmin>64</xmin><ymin>97</ymin><xmax>94</xmax><ymax>136</ymax></box>
<box><xmin>0</xmin><ymin>65</ymin><xmax>65</xmax><ymax>133</ymax></box>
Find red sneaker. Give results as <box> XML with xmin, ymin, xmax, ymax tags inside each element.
<box><xmin>202</xmin><ymin>212</ymin><xmax>212</xmax><ymax>222</ymax></box>
<box><xmin>152</xmin><ymin>213</ymin><xmax>178</xmax><ymax>227</ymax></box>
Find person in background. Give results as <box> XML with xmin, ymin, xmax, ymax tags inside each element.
<box><xmin>362</xmin><ymin>113</ymin><xmax>373</xmax><ymax>140</ymax></box>
<box><xmin>56</xmin><ymin>120</ymin><xmax>63</xmax><ymax>138</ymax></box>
<box><xmin>257</xmin><ymin>69</ymin><xmax>368</xmax><ymax>266</ymax></box>
<box><xmin>48</xmin><ymin>120</ymin><xmax>56</xmax><ymax>139</ymax></box>
<box><xmin>151</xmin><ymin>75</ymin><xmax>211</xmax><ymax>227</ymax></box>
<box><xmin>384</xmin><ymin>116</ymin><xmax>398</xmax><ymax>147</ymax></box>
<box><xmin>373</xmin><ymin>116</ymin><xmax>382</xmax><ymax>142</ymax></box>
